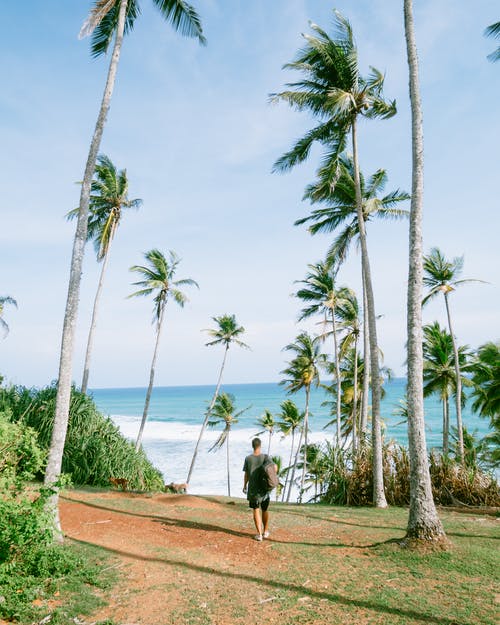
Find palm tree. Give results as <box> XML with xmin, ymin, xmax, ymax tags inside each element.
<box><xmin>296</xmin><ymin>155</ymin><xmax>409</xmax><ymax>440</ymax></box>
<box><xmin>0</xmin><ymin>296</ymin><xmax>17</xmax><ymax>337</ymax></box>
<box><xmin>208</xmin><ymin>392</ymin><xmax>248</xmax><ymax>497</ymax></box>
<box><xmin>404</xmin><ymin>0</ymin><xmax>445</xmax><ymax>542</ymax></box>
<box><xmin>186</xmin><ymin>314</ymin><xmax>248</xmax><ymax>484</ymax></box>
<box><xmin>129</xmin><ymin>249</ymin><xmax>198</xmax><ymax>451</ymax></box>
<box><xmin>256</xmin><ymin>410</ymin><xmax>276</xmax><ymax>455</ymax></box>
<box><xmin>423</xmin><ymin>322</ymin><xmax>471</xmax><ymax>455</ymax></box>
<box><xmin>423</xmin><ymin>247</ymin><xmax>484</xmax><ymax>462</ymax></box>
<box><xmin>281</xmin><ymin>332</ymin><xmax>325</xmax><ymax>502</ymax></box>
<box><xmin>485</xmin><ymin>22</ymin><xmax>500</xmax><ymax>62</ymax></box>
<box><xmin>336</xmin><ymin>288</ymin><xmax>361</xmax><ymax>451</ymax></box>
<box><xmin>470</xmin><ymin>341</ymin><xmax>500</xmax><ymax>429</ymax></box>
<box><xmin>272</xmin><ymin>13</ymin><xmax>403</xmax><ymax>506</ymax></box>
<box><xmin>277</xmin><ymin>399</ymin><xmax>304</xmax><ymax>501</ymax></box>
<box><xmin>295</xmin><ymin>261</ymin><xmax>346</xmax><ymax>446</ymax></box>
<box><xmin>67</xmin><ymin>154</ymin><xmax>142</xmax><ymax>394</ymax></box>
<box><xmin>45</xmin><ymin>0</ymin><xmax>205</xmax><ymax>538</ymax></box>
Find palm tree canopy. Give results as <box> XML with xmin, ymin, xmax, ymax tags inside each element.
<box><xmin>278</xmin><ymin>399</ymin><xmax>304</xmax><ymax>435</ymax></box>
<box><xmin>128</xmin><ymin>249</ymin><xmax>198</xmax><ymax>323</ymax></box>
<box><xmin>256</xmin><ymin>409</ymin><xmax>275</xmax><ymax>435</ymax></box>
<box><xmin>271</xmin><ymin>11</ymin><xmax>396</xmax><ymax>175</ymax></box>
<box><xmin>422</xmin><ymin>248</ymin><xmax>486</xmax><ymax>305</ymax></box>
<box><xmin>296</xmin><ymin>154</ymin><xmax>409</xmax><ymax>266</ymax></box>
<box><xmin>0</xmin><ymin>296</ymin><xmax>18</xmax><ymax>337</ymax></box>
<box><xmin>422</xmin><ymin>322</ymin><xmax>471</xmax><ymax>401</ymax></box>
<box><xmin>471</xmin><ymin>341</ymin><xmax>500</xmax><ymax>421</ymax></box>
<box><xmin>485</xmin><ymin>21</ymin><xmax>500</xmax><ymax>62</ymax></box>
<box><xmin>335</xmin><ymin>287</ymin><xmax>360</xmax><ymax>356</ymax></box>
<box><xmin>81</xmin><ymin>0</ymin><xmax>205</xmax><ymax>58</ymax></box>
<box><xmin>281</xmin><ymin>332</ymin><xmax>326</xmax><ymax>393</ymax></box>
<box><xmin>204</xmin><ymin>314</ymin><xmax>249</xmax><ymax>349</ymax></box>
<box><xmin>295</xmin><ymin>261</ymin><xmax>340</xmax><ymax>322</ymax></box>
<box><xmin>208</xmin><ymin>392</ymin><xmax>249</xmax><ymax>450</ymax></box>
<box><xmin>67</xmin><ymin>154</ymin><xmax>142</xmax><ymax>260</ymax></box>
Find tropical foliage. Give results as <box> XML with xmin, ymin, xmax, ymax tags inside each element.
<box><xmin>485</xmin><ymin>21</ymin><xmax>500</xmax><ymax>62</ymax></box>
<box><xmin>0</xmin><ymin>296</ymin><xmax>17</xmax><ymax>337</ymax></box>
<box><xmin>129</xmin><ymin>249</ymin><xmax>198</xmax><ymax>450</ymax></box>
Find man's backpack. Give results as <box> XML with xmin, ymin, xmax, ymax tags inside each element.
<box><xmin>259</xmin><ymin>455</ymin><xmax>279</xmax><ymax>492</ymax></box>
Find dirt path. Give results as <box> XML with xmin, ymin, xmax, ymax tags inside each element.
<box><xmin>59</xmin><ymin>490</ymin><xmax>499</xmax><ymax>625</ymax></box>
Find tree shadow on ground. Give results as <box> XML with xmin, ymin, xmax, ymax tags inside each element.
<box><xmin>61</xmin><ymin>496</ymin><xmax>400</xmax><ymax>548</ymax></box>
<box><xmin>70</xmin><ymin>536</ymin><xmax>472</xmax><ymax>625</ymax></box>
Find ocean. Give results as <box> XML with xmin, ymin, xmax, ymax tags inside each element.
<box><xmin>90</xmin><ymin>380</ymin><xmax>489</xmax><ymax>499</ymax></box>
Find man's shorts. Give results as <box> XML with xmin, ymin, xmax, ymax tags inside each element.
<box><xmin>248</xmin><ymin>495</ymin><xmax>270</xmax><ymax>510</ymax></box>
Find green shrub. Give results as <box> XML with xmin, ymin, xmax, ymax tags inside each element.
<box><xmin>1</xmin><ymin>384</ymin><xmax>164</xmax><ymax>491</ymax></box>
<box><xmin>319</xmin><ymin>441</ymin><xmax>499</xmax><ymax>507</ymax></box>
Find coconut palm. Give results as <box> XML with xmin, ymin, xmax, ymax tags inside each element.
<box><xmin>272</xmin><ymin>13</ymin><xmax>402</xmax><ymax>507</ymax></box>
<box><xmin>256</xmin><ymin>410</ymin><xmax>276</xmax><ymax>455</ymax></box>
<box><xmin>295</xmin><ymin>261</ymin><xmax>346</xmax><ymax>446</ymax></box>
<box><xmin>280</xmin><ymin>332</ymin><xmax>325</xmax><ymax>502</ymax></box>
<box><xmin>423</xmin><ymin>322</ymin><xmax>471</xmax><ymax>455</ymax></box>
<box><xmin>45</xmin><ymin>0</ymin><xmax>205</xmax><ymax>538</ymax></box>
<box><xmin>485</xmin><ymin>21</ymin><xmax>500</xmax><ymax>62</ymax></box>
<box><xmin>297</xmin><ymin>155</ymin><xmax>409</xmax><ymax>441</ymax></box>
<box><xmin>277</xmin><ymin>399</ymin><xmax>304</xmax><ymax>501</ymax></box>
<box><xmin>67</xmin><ymin>154</ymin><xmax>142</xmax><ymax>393</ymax></box>
<box><xmin>208</xmin><ymin>392</ymin><xmax>248</xmax><ymax>497</ymax></box>
<box><xmin>404</xmin><ymin>0</ymin><xmax>445</xmax><ymax>542</ymax></box>
<box><xmin>186</xmin><ymin>314</ymin><xmax>248</xmax><ymax>484</ymax></box>
<box><xmin>470</xmin><ymin>341</ymin><xmax>500</xmax><ymax>428</ymax></box>
<box><xmin>336</xmin><ymin>288</ymin><xmax>361</xmax><ymax>450</ymax></box>
<box><xmin>0</xmin><ymin>296</ymin><xmax>17</xmax><ymax>337</ymax></box>
<box><xmin>423</xmin><ymin>247</ymin><xmax>484</xmax><ymax>462</ymax></box>
<box><xmin>129</xmin><ymin>249</ymin><xmax>198</xmax><ymax>450</ymax></box>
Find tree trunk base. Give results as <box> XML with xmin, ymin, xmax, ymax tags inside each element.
<box><xmin>402</xmin><ymin>523</ymin><xmax>449</xmax><ymax>551</ymax></box>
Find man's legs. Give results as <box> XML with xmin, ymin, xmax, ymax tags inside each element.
<box><xmin>262</xmin><ymin>509</ymin><xmax>269</xmax><ymax>534</ymax></box>
<box><xmin>252</xmin><ymin>508</ymin><xmax>263</xmax><ymax>535</ymax></box>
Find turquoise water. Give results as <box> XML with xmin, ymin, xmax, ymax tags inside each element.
<box><xmin>90</xmin><ymin>380</ymin><xmax>489</xmax><ymax>497</ymax></box>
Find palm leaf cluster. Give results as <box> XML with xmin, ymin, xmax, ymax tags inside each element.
<box><xmin>0</xmin><ymin>296</ymin><xmax>17</xmax><ymax>337</ymax></box>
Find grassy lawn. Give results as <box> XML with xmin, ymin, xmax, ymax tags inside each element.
<box><xmin>56</xmin><ymin>490</ymin><xmax>499</xmax><ymax>625</ymax></box>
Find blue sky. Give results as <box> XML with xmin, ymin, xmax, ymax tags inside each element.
<box><xmin>1</xmin><ymin>0</ymin><xmax>498</xmax><ymax>388</ymax></box>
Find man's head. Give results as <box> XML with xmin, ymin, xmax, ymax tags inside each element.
<box><xmin>252</xmin><ymin>437</ymin><xmax>262</xmax><ymax>452</ymax></box>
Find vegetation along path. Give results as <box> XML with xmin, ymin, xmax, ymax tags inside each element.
<box><xmin>59</xmin><ymin>489</ymin><xmax>499</xmax><ymax>625</ymax></box>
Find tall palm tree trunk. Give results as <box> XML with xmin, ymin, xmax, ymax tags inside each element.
<box><xmin>443</xmin><ymin>293</ymin><xmax>464</xmax><ymax>461</ymax></box>
<box><xmin>136</xmin><ymin>304</ymin><xmax>166</xmax><ymax>451</ymax></box>
<box><xmin>81</xmin><ymin>230</ymin><xmax>115</xmax><ymax>394</ymax></box>
<box><xmin>442</xmin><ymin>395</ymin><xmax>449</xmax><ymax>455</ymax></box>
<box><xmin>299</xmin><ymin>385</ymin><xmax>311</xmax><ymax>503</ymax></box>
<box><xmin>286</xmin><ymin>426</ymin><xmax>303</xmax><ymax>503</ymax></box>
<box><xmin>267</xmin><ymin>431</ymin><xmax>272</xmax><ymax>455</ymax></box>
<box><xmin>404</xmin><ymin>0</ymin><xmax>445</xmax><ymax>541</ymax></box>
<box><xmin>360</xmin><ymin>274</ymin><xmax>370</xmax><ymax>441</ymax></box>
<box><xmin>187</xmin><ymin>345</ymin><xmax>229</xmax><ymax>483</ymax></box>
<box><xmin>351</xmin><ymin>119</ymin><xmax>387</xmax><ymax>508</ymax></box>
<box><xmin>226</xmin><ymin>433</ymin><xmax>231</xmax><ymax>497</ymax></box>
<box><xmin>352</xmin><ymin>335</ymin><xmax>359</xmax><ymax>454</ymax></box>
<box><xmin>282</xmin><ymin>429</ymin><xmax>295</xmax><ymax>502</ymax></box>
<box><xmin>44</xmin><ymin>0</ymin><xmax>128</xmax><ymax>538</ymax></box>
<box><xmin>331</xmin><ymin>309</ymin><xmax>342</xmax><ymax>447</ymax></box>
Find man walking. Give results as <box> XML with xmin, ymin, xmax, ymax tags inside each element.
<box><xmin>243</xmin><ymin>437</ymin><xmax>275</xmax><ymax>541</ymax></box>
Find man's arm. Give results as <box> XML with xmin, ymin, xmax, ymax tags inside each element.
<box><xmin>243</xmin><ymin>471</ymin><xmax>249</xmax><ymax>493</ymax></box>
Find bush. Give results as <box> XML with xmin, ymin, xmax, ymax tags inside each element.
<box><xmin>1</xmin><ymin>384</ymin><xmax>164</xmax><ymax>491</ymax></box>
<box><xmin>319</xmin><ymin>441</ymin><xmax>499</xmax><ymax>507</ymax></box>
<box><xmin>0</xmin><ymin>413</ymin><xmax>110</xmax><ymax>623</ymax></box>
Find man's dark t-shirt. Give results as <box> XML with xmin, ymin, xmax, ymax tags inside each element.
<box><xmin>243</xmin><ymin>453</ymin><xmax>270</xmax><ymax>500</ymax></box>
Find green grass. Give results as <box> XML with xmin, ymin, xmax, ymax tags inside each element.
<box><xmin>61</xmin><ymin>490</ymin><xmax>499</xmax><ymax>625</ymax></box>
<box><xmin>0</xmin><ymin>541</ymin><xmax>117</xmax><ymax>625</ymax></box>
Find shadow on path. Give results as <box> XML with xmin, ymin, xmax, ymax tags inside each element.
<box><xmin>61</xmin><ymin>496</ymin><xmax>400</xmax><ymax>548</ymax></box>
<box><xmin>71</xmin><ymin>536</ymin><xmax>471</xmax><ymax>625</ymax></box>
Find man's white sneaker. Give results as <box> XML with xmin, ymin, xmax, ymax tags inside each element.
<box><xmin>254</xmin><ymin>534</ymin><xmax>263</xmax><ymax>541</ymax></box>
<box><xmin>263</xmin><ymin>531</ymin><xmax>270</xmax><ymax>539</ymax></box>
